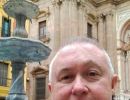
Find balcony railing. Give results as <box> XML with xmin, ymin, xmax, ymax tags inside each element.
<box><xmin>0</xmin><ymin>77</ymin><xmax>12</xmax><ymax>87</ymax></box>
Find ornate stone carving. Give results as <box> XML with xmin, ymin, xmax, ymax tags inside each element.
<box><xmin>36</xmin><ymin>8</ymin><xmax>50</xmax><ymax>19</ymax></box>
<box><xmin>77</xmin><ymin>0</ymin><xmax>85</xmax><ymax>8</ymax></box>
<box><xmin>52</xmin><ymin>0</ymin><xmax>63</xmax><ymax>6</ymax></box>
<box><xmin>117</xmin><ymin>9</ymin><xmax>130</xmax><ymax>32</ymax></box>
<box><xmin>97</xmin><ymin>11</ymin><xmax>113</xmax><ymax>22</ymax></box>
<box><xmin>52</xmin><ymin>0</ymin><xmax>85</xmax><ymax>8</ymax></box>
<box><xmin>97</xmin><ymin>13</ymin><xmax>106</xmax><ymax>22</ymax></box>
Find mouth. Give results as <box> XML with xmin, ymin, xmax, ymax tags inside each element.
<box><xmin>70</xmin><ymin>97</ymin><xmax>87</xmax><ymax>100</ymax></box>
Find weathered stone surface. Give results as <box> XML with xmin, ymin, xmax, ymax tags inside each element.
<box><xmin>3</xmin><ymin>0</ymin><xmax>39</xmax><ymax>19</ymax></box>
<box><xmin>0</xmin><ymin>37</ymin><xmax>51</xmax><ymax>62</ymax></box>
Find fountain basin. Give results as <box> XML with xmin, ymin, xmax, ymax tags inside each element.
<box><xmin>0</xmin><ymin>37</ymin><xmax>51</xmax><ymax>62</ymax></box>
<box><xmin>3</xmin><ymin>0</ymin><xmax>39</xmax><ymax>19</ymax></box>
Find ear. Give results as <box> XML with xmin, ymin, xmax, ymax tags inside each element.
<box><xmin>111</xmin><ymin>74</ymin><xmax>118</xmax><ymax>89</ymax></box>
<box><xmin>48</xmin><ymin>82</ymin><xmax>52</xmax><ymax>92</ymax></box>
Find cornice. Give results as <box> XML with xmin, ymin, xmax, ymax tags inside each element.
<box><xmin>112</xmin><ymin>0</ymin><xmax>130</xmax><ymax>5</ymax></box>
<box><xmin>88</xmin><ymin>0</ymin><xmax>97</xmax><ymax>7</ymax></box>
<box><xmin>88</xmin><ymin>0</ymin><xmax>110</xmax><ymax>7</ymax></box>
<box><xmin>30</xmin><ymin>0</ymin><xmax>129</xmax><ymax>5</ymax></box>
<box><xmin>88</xmin><ymin>0</ymin><xmax>129</xmax><ymax>7</ymax></box>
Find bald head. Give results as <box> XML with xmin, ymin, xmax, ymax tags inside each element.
<box><xmin>49</xmin><ymin>38</ymin><xmax>114</xmax><ymax>82</ymax></box>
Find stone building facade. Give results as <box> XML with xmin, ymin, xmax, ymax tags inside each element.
<box><xmin>28</xmin><ymin>0</ymin><xmax>130</xmax><ymax>99</ymax></box>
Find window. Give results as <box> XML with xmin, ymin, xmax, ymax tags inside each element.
<box><xmin>2</xmin><ymin>17</ymin><xmax>11</xmax><ymax>37</ymax></box>
<box><xmin>0</xmin><ymin>62</ymin><xmax>8</xmax><ymax>86</ymax></box>
<box><xmin>0</xmin><ymin>97</ymin><xmax>5</xmax><ymax>100</ymax></box>
<box><xmin>87</xmin><ymin>23</ymin><xmax>92</xmax><ymax>38</ymax></box>
<box><xmin>36</xmin><ymin>77</ymin><xmax>46</xmax><ymax>100</ymax></box>
<box><xmin>39</xmin><ymin>21</ymin><xmax>46</xmax><ymax>40</ymax></box>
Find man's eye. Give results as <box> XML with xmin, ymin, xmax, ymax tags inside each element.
<box><xmin>88</xmin><ymin>71</ymin><xmax>98</xmax><ymax>76</ymax></box>
<box><xmin>59</xmin><ymin>75</ymin><xmax>74</xmax><ymax>83</ymax></box>
<box><xmin>85</xmin><ymin>70</ymin><xmax>101</xmax><ymax>81</ymax></box>
<box><xmin>62</xmin><ymin>75</ymin><xmax>71</xmax><ymax>80</ymax></box>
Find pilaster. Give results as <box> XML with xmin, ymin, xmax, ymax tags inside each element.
<box><xmin>120</xmin><ymin>51</ymin><xmax>126</xmax><ymax>92</ymax></box>
<box><xmin>52</xmin><ymin>0</ymin><xmax>61</xmax><ymax>51</ymax></box>
<box><xmin>77</xmin><ymin>0</ymin><xmax>86</xmax><ymax>36</ymax></box>
<box><xmin>69</xmin><ymin>0</ymin><xmax>78</xmax><ymax>37</ymax></box>
<box><xmin>117</xmin><ymin>50</ymin><xmax>122</xmax><ymax>92</ymax></box>
<box><xmin>125</xmin><ymin>54</ymin><xmax>129</xmax><ymax>92</ymax></box>
<box><xmin>105</xmin><ymin>11</ymin><xmax>116</xmax><ymax>69</ymax></box>
<box><xmin>127</xmin><ymin>52</ymin><xmax>130</xmax><ymax>92</ymax></box>
<box><xmin>60</xmin><ymin>0</ymin><xmax>70</xmax><ymax>46</ymax></box>
<box><xmin>97</xmin><ymin>14</ymin><xmax>106</xmax><ymax>48</ymax></box>
<box><xmin>106</xmin><ymin>11</ymin><xmax>113</xmax><ymax>50</ymax></box>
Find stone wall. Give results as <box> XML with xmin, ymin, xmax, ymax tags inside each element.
<box><xmin>28</xmin><ymin>0</ymin><xmax>130</xmax><ymax>99</ymax></box>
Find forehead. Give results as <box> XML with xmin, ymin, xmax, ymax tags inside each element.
<box><xmin>52</xmin><ymin>43</ymin><xmax>108</xmax><ymax>71</ymax></box>
<box><xmin>58</xmin><ymin>43</ymin><xmax>104</xmax><ymax>58</ymax></box>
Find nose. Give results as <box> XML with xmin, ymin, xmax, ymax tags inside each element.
<box><xmin>71</xmin><ymin>76</ymin><xmax>88</xmax><ymax>96</ymax></box>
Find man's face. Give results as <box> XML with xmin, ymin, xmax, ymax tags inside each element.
<box><xmin>49</xmin><ymin>43</ymin><xmax>117</xmax><ymax>100</ymax></box>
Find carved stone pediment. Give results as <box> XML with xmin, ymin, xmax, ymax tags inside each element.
<box><xmin>36</xmin><ymin>8</ymin><xmax>50</xmax><ymax>19</ymax></box>
<box><xmin>31</xmin><ymin>66</ymin><xmax>48</xmax><ymax>76</ymax></box>
<box><xmin>87</xmin><ymin>13</ymin><xmax>97</xmax><ymax>22</ymax></box>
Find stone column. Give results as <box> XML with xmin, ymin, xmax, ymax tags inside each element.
<box><xmin>93</xmin><ymin>22</ymin><xmax>98</xmax><ymax>40</ymax></box>
<box><xmin>119</xmin><ymin>51</ymin><xmax>129</xmax><ymax>92</ymax></box>
<box><xmin>106</xmin><ymin>12</ymin><xmax>116</xmax><ymax>68</ymax></box>
<box><xmin>120</xmin><ymin>52</ymin><xmax>126</xmax><ymax>92</ymax></box>
<box><xmin>60</xmin><ymin>0</ymin><xmax>70</xmax><ymax>46</ymax></box>
<box><xmin>98</xmin><ymin>15</ymin><xmax>106</xmax><ymax>48</ymax></box>
<box><xmin>69</xmin><ymin>0</ymin><xmax>78</xmax><ymax>37</ymax></box>
<box><xmin>77</xmin><ymin>1</ymin><xmax>86</xmax><ymax>36</ymax></box>
<box><xmin>60</xmin><ymin>0</ymin><xmax>81</xmax><ymax>46</ymax></box>
<box><xmin>52</xmin><ymin>0</ymin><xmax>61</xmax><ymax>51</ymax></box>
<box><xmin>106</xmin><ymin>13</ymin><xmax>112</xmax><ymax>50</ymax></box>
<box><xmin>124</xmin><ymin>52</ymin><xmax>127</xmax><ymax>92</ymax></box>
<box><xmin>128</xmin><ymin>52</ymin><xmax>130</xmax><ymax>92</ymax></box>
<box><xmin>117</xmin><ymin>50</ymin><xmax>122</xmax><ymax>93</ymax></box>
<box><xmin>125</xmin><ymin>54</ymin><xmax>129</xmax><ymax>92</ymax></box>
<box><xmin>118</xmin><ymin>50</ymin><xmax>129</xmax><ymax>93</ymax></box>
<box><xmin>111</xmin><ymin>9</ymin><xmax>117</xmax><ymax>69</ymax></box>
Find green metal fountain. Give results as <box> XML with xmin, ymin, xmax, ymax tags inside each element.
<box><xmin>0</xmin><ymin>0</ymin><xmax>51</xmax><ymax>100</ymax></box>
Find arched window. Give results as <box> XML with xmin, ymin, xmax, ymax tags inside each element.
<box><xmin>119</xmin><ymin>20</ymin><xmax>130</xmax><ymax>93</ymax></box>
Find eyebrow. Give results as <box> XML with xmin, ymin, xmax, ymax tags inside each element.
<box><xmin>58</xmin><ymin>60</ymin><xmax>103</xmax><ymax>75</ymax></box>
<box><xmin>58</xmin><ymin>68</ymin><xmax>74</xmax><ymax>75</ymax></box>
<box><xmin>56</xmin><ymin>68</ymin><xmax>74</xmax><ymax>81</ymax></box>
<box><xmin>83</xmin><ymin>60</ymin><xmax>103</xmax><ymax>70</ymax></box>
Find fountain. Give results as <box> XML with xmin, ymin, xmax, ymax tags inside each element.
<box><xmin>0</xmin><ymin>0</ymin><xmax>51</xmax><ymax>100</ymax></box>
